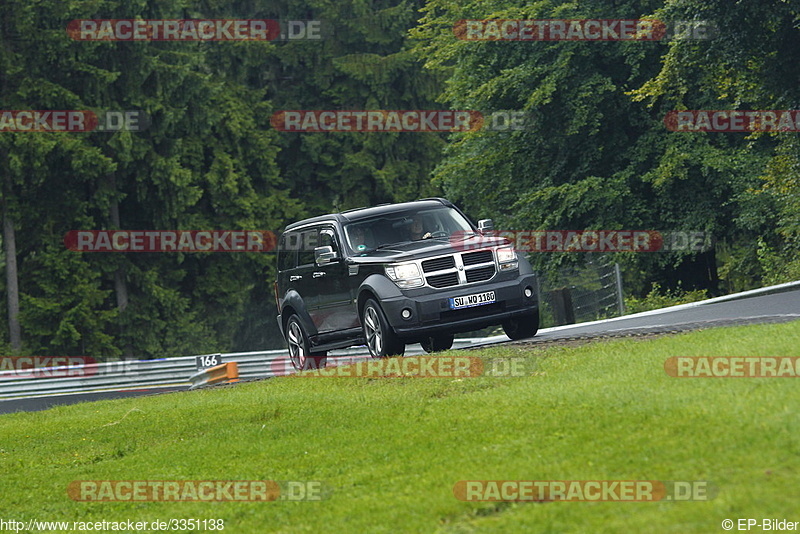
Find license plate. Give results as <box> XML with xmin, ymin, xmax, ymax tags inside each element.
<box><xmin>449</xmin><ymin>291</ymin><xmax>496</xmax><ymax>310</ymax></box>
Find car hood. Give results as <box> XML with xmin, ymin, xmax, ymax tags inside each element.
<box><xmin>348</xmin><ymin>234</ymin><xmax>510</xmax><ymax>264</ymax></box>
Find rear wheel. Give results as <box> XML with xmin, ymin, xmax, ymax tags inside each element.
<box><xmin>286</xmin><ymin>315</ymin><xmax>327</xmax><ymax>371</ymax></box>
<box><xmin>502</xmin><ymin>309</ymin><xmax>540</xmax><ymax>340</ymax></box>
<box><xmin>361</xmin><ymin>299</ymin><xmax>405</xmax><ymax>358</ymax></box>
<box><xmin>420</xmin><ymin>333</ymin><xmax>454</xmax><ymax>353</ymax></box>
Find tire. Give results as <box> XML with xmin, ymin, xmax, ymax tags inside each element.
<box><xmin>285</xmin><ymin>315</ymin><xmax>327</xmax><ymax>371</ymax></box>
<box><xmin>420</xmin><ymin>333</ymin><xmax>455</xmax><ymax>353</ymax></box>
<box><xmin>361</xmin><ymin>299</ymin><xmax>405</xmax><ymax>358</ymax></box>
<box><xmin>502</xmin><ymin>309</ymin><xmax>540</xmax><ymax>340</ymax></box>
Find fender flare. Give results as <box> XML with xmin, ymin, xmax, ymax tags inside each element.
<box><xmin>356</xmin><ymin>274</ymin><xmax>403</xmax><ymax>313</ymax></box>
<box><xmin>279</xmin><ymin>289</ymin><xmax>317</xmax><ymax>337</ymax></box>
<box><xmin>517</xmin><ymin>254</ymin><xmax>534</xmax><ymax>275</ymax></box>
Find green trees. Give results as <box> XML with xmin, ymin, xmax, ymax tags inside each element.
<box><xmin>0</xmin><ymin>0</ymin><xmax>447</xmax><ymax>358</ymax></box>
<box><xmin>262</xmin><ymin>0</ymin><xmax>447</xmax><ymax>214</ymax></box>
<box><xmin>1</xmin><ymin>0</ymin><xmax>796</xmax><ymax>359</ymax></box>
<box><xmin>632</xmin><ymin>0</ymin><xmax>800</xmax><ymax>287</ymax></box>
<box><xmin>412</xmin><ymin>0</ymin><xmax>800</xmax><ymax>293</ymax></box>
<box><xmin>0</xmin><ymin>0</ymin><xmax>294</xmax><ymax>358</ymax></box>
<box><xmin>0</xmin><ymin>0</ymin><xmax>120</xmax><ymax>356</ymax></box>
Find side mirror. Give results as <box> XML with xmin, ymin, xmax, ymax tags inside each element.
<box><xmin>314</xmin><ymin>246</ymin><xmax>338</xmax><ymax>266</ymax></box>
<box><xmin>477</xmin><ymin>219</ymin><xmax>494</xmax><ymax>234</ymax></box>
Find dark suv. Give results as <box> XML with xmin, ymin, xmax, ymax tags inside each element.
<box><xmin>274</xmin><ymin>198</ymin><xmax>539</xmax><ymax>370</ymax></box>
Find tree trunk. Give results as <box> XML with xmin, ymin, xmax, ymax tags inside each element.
<box><xmin>108</xmin><ymin>173</ymin><xmax>134</xmax><ymax>359</ymax></box>
<box><xmin>2</xmin><ymin>192</ymin><xmax>21</xmax><ymax>352</ymax></box>
<box><xmin>0</xmin><ymin>0</ymin><xmax>20</xmax><ymax>352</ymax></box>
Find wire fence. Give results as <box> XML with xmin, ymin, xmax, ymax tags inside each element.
<box><xmin>535</xmin><ymin>260</ymin><xmax>624</xmax><ymax>327</ymax></box>
<box><xmin>460</xmin><ymin>259</ymin><xmax>625</xmax><ymax>337</ymax></box>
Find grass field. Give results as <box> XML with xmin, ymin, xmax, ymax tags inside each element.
<box><xmin>1</xmin><ymin>321</ymin><xmax>799</xmax><ymax>533</ymax></box>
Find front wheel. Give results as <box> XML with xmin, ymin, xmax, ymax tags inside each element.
<box><xmin>361</xmin><ymin>299</ymin><xmax>405</xmax><ymax>358</ymax></box>
<box><xmin>286</xmin><ymin>315</ymin><xmax>327</xmax><ymax>371</ymax></box>
<box><xmin>502</xmin><ymin>309</ymin><xmax>540</xmax><ymax>340</ymax></box>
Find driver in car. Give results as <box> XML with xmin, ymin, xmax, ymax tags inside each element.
<box><xmin>409</xmin><ymin>215</ymin><xmax>432</xmax><ymax>240</ymax></box>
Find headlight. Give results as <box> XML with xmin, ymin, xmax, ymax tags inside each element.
<box><xmin>496</xmin><ymin>247</ymin><xmax>517</xmax><ymax>263</ymax></box>
<box><xmin>386</xmin><ymin>263</ymin><xmax>420</xmax><ymax>279</ymax></box>
<box><xmin>385</xmin><ymin>263</ymin><xmax>424</xmax><ymax>289</ymax></box>
<box><xmin>496</xmin><ymin>246</ymin><xmax>518</xmax><ymax>270</ymax></box>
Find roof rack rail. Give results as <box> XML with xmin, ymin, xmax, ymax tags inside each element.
<box><xmin>340</xmin><ymin>206</ymin><xmax>368</xmax><ymax>213</ymax></box>
<box><xmin>416</xmin><ymin>197</ymin><xmax>449</xmax><ymax>204</ymax></box>
<box><xmin>340</xmin><ymin>198</ymin><xmax>448</xmax><ymax>214</ymax></box>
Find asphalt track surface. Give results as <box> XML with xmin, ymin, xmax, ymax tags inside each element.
<box><xmin>505</xmin><ymin>287</ymin><xmax>800</xmax><ymax>343</ymax></box>
<box><xmin>2</xmin><ymin>288</ymin><xmax>797</xmax><ymax>415</ymax></box>
<box><xmin>0</xmin><ymin>386</ymin><xmax>186</xmax><ymax>415</ymax></box>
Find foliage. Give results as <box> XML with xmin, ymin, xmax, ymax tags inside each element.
<box><xmin>624</xmin><ymin>282</ymin><xmax>707</xmax><ymax>314</ymax></box>
<box><xmin>1</xmin><ymin>0</ymin><xmax>798</xmax><ymax>358</ymax></box>
<box><xmin>411</xmin><ymin>0</ymin><xmax>800</xmax><ymax>296</ymax></box>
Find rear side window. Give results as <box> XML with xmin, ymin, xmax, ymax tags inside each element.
<box><xmin>277</xmin><ymin>232</ymin><xmax>299</xmax><ymax>271</ymax></box>
<box><xmin>297</xmin><ymin>228</ymin><xmax>319</xmax><ymax>267</ymax></box>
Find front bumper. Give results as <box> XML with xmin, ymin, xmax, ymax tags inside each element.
<box><xmin>380</xmin><ymin>272</ymin><xmax>538</xmax><ymax>339</ymax></box>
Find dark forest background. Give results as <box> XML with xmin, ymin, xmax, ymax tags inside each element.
<box><xmin>0</xmin><ymin>0</ymin><xmax>797</xmax><ymax>359</ymax></box>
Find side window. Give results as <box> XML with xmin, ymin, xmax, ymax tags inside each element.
<box><xmin>297</xmin><ymin>228</ymin><xmax>319</xmax><ymax>267</ymax></box>
<box><xmin>277</xmin><ymin>232</ymin><xmax>299</xmax><ymax>271</ymax></box>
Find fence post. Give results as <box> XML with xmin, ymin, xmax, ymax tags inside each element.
<box><xmin>614</xmin><ymin>263</ymin><xmax>625</xmax><ymax>316</ymax></box>
<box><xmin>550</xmin><ymin>288</ymin><xmax>575</xmax><ymax>326</ymax></box>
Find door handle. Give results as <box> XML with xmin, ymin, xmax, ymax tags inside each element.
<box><xmin>289</xmin><ymin>275</ymin><xmax>302</xmax><ymax>281</ymax></box>
<box><xmin>312</xmin><ymin>272</ymin><xmax>326</xmax><ymax>278</ymax></box>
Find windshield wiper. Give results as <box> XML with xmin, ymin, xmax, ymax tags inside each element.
<box><xmin>454</xmin><ymin>231</ymin><xmax>480</xmax><ymax>239</ymax></box>
<box><xmin>375</xmin><ymin>240</ymin><xmax>415</xmax><ymax>250</ymax></box>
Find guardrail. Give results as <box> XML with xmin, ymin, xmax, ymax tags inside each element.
<box><xmin>189</xmin><ymin>362</ymin><xmax>239</xmax><ymax>389</ymax></box>
<box><xmin>4</xmin><ymin>280</ymin><xmax>795</xmax><ymax>402</ymax></box>
<box><xmin>0</xmin><ymin>339</ymin><xmax>489</xmax><ymax>400</ymax></box>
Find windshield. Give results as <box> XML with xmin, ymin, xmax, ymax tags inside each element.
<box><xmin>343</xmin><ymin>206</ymin><xmax>475</xmax><ymax>254</ymax></box>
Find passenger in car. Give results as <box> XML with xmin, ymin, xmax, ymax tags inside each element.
<box><xmin>349</xmin><ymin>226</ymin><xmax>375</xmax><ymax>252</ymax></box>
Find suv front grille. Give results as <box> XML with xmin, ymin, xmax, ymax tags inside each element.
<box><xmin>422</xmin><ymin>256</ymin><xmax>455</xmax><ymax>273</ymax></box>
<box><xmin>427</xmin><ymin>272</ymin><xmax>459</xmax><ymax>288</ymax></box>
<box><xmin>462</xmin><ymin>250</ymin><xmax>493</xmax><ymax>266</ymax></box>
<box><xmin>465</xmin><ymin>265</ymin><xmax>496</xmax><ymax>283</ymax></box>
<box><xmin>420</xmin><ymin>249</ymin><xmax>497</xmax><ymax>288</ymax></box>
